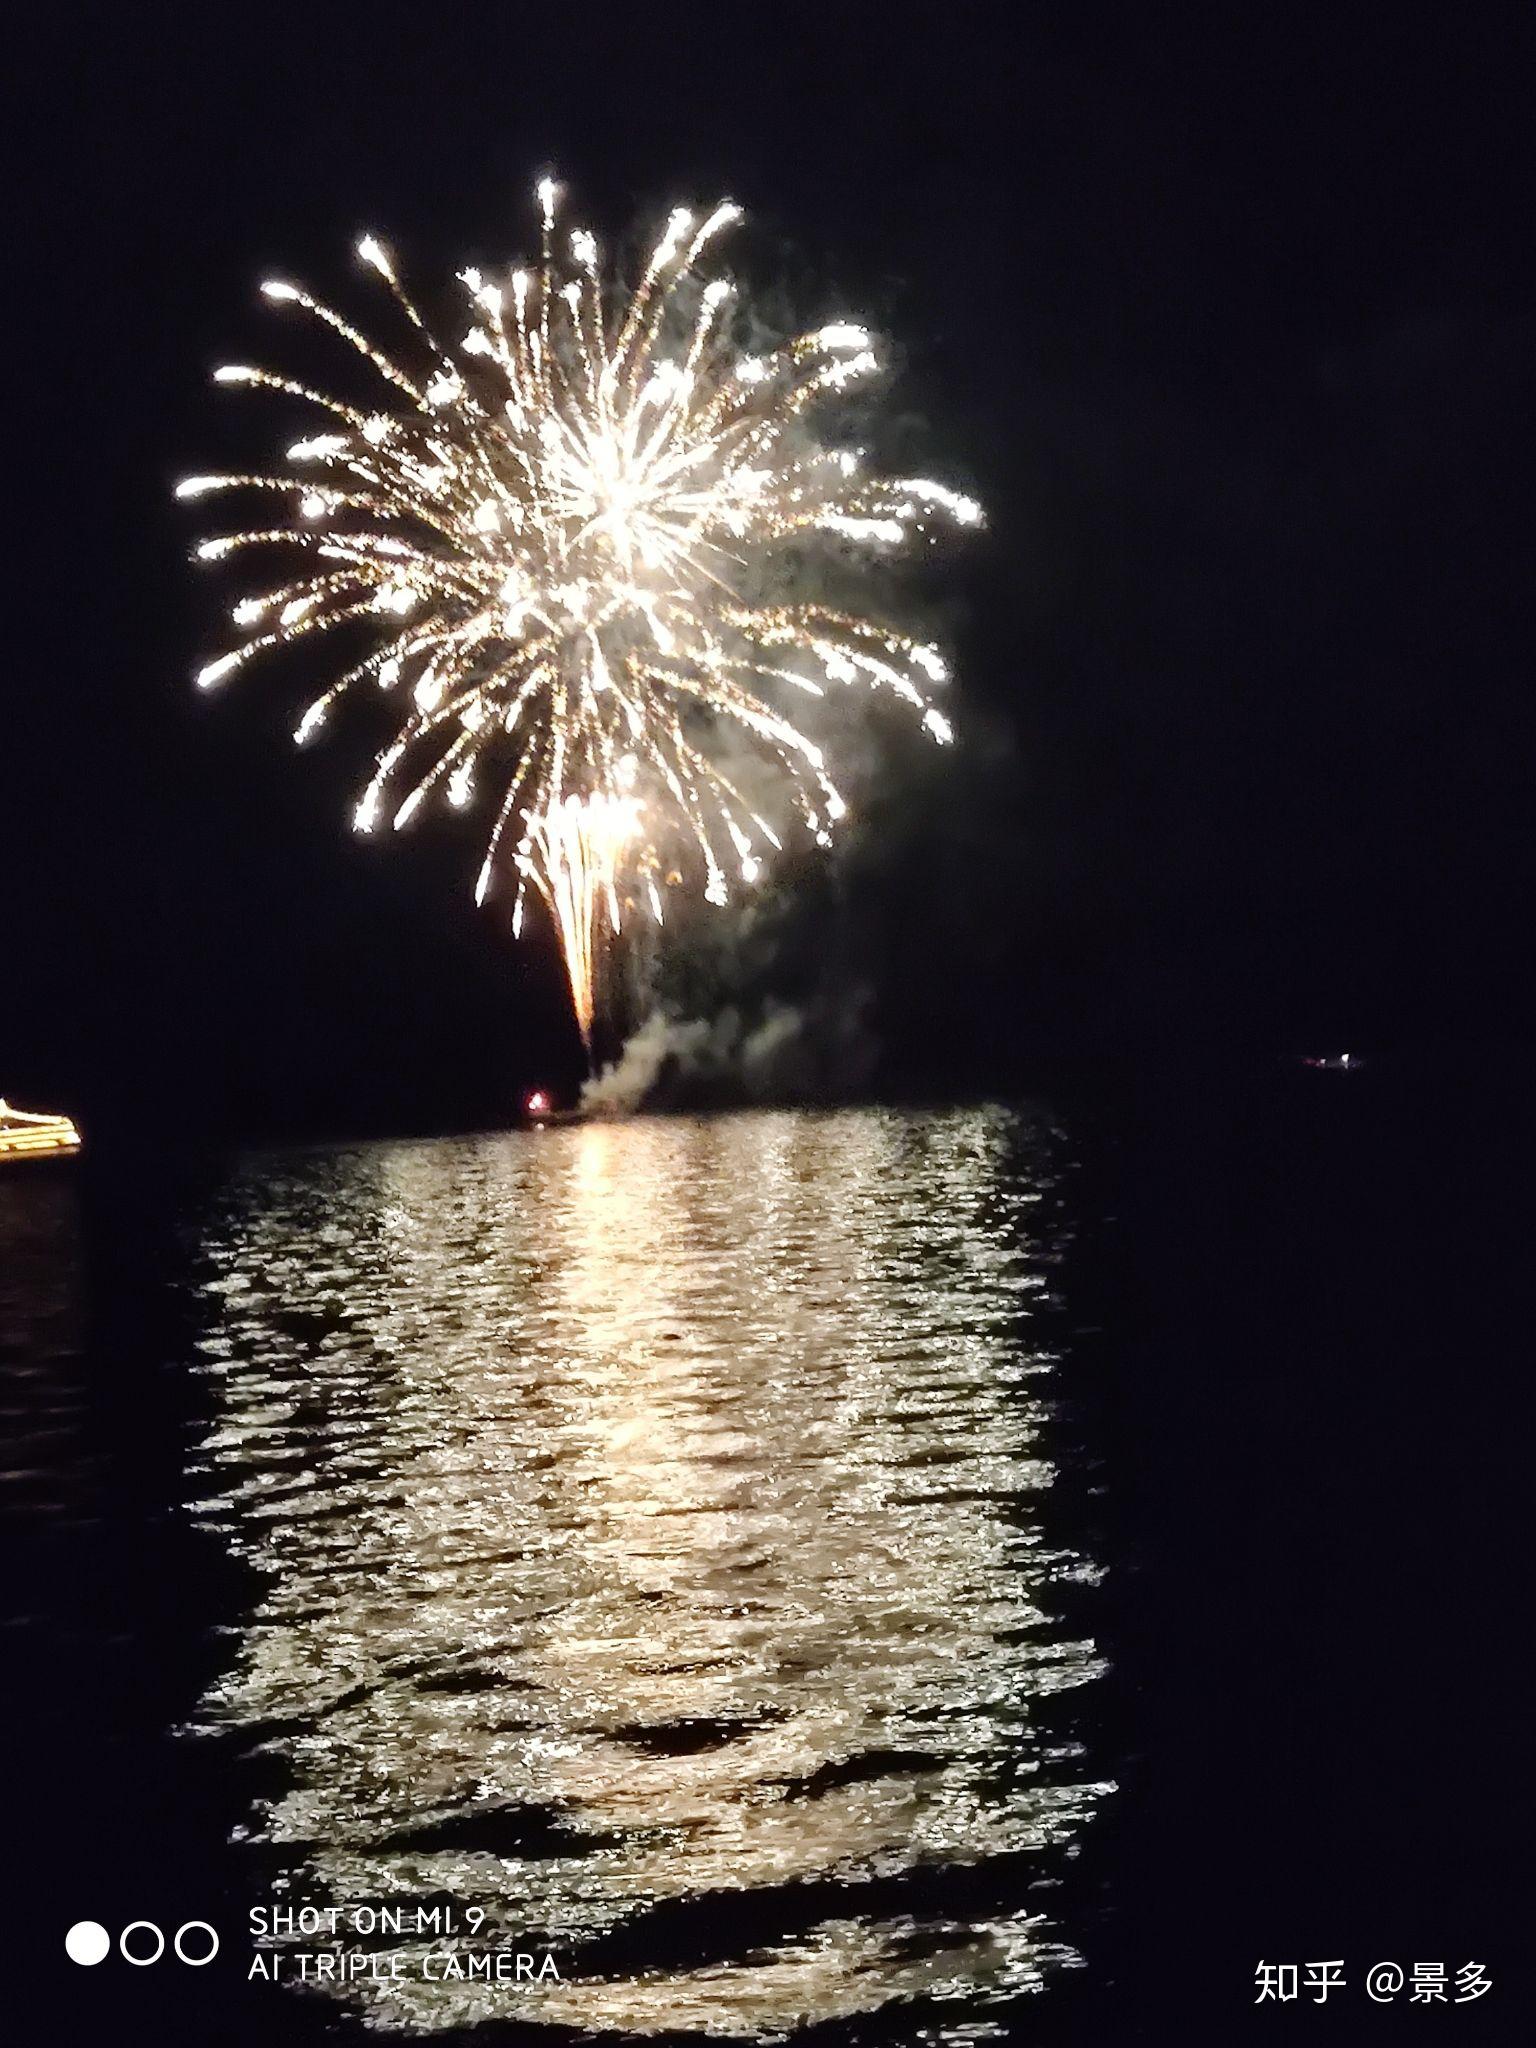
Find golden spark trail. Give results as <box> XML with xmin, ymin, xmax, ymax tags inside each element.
<box><xmin>182</xmin><ymin>181</ymin><xmax>981</xmax><ymax>1049</ymax></box>
<box><xmin>524</xmin><ymin>792</ymin><xmax>641</xmax><ymax>1047</ymax></box>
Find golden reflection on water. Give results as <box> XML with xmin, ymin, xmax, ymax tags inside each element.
<box><xmin>187</xmin><ymin>1108</ymin><xmax>1110</xmax><ymax>2037</ymax></box>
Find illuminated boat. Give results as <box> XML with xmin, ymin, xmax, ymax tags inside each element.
<box><xmin>0</xmin><ymin>1099</ymin><xmax>83</xmax><ymax>1163</ymax></box>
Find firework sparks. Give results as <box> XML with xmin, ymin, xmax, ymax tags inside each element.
<box><xmin>182</xmin><ymin>182</ymin><xmax>981</xmax><ymax>1046</ymax></box>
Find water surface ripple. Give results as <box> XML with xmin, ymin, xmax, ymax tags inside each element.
<box><xmin>186</xmin><ymin>1106</ymin><xmax>1110</xmax><ymax>2037</ymax></box>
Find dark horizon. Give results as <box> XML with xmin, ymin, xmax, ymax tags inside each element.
<box><xmin>6</xmin><ymin>8</ymin><xmax>1534</xmax><ymax>1145</ymax></box>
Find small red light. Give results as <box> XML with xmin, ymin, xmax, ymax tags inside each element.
<box><xmin>525</xmin><ymin>1090</ymin><xmax>551</xmax><ymax>1117</ymax></box>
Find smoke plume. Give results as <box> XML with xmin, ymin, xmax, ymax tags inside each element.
<box><xmin>582</xmin><ymin>992</ymin><xmax>877</xmax><ymax>1114</ymax></box>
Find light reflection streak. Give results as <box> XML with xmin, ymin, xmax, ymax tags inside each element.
<box><xmin>186</xmin><ymin>1108</ymin><xmax>1110</xmax><ymax>2036</ymax></box>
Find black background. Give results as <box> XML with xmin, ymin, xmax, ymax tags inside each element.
<box><xmin>5</xmin><ymin>5</ymin><xmax>1535</xmax><ymax>1132</ymax></box>
<box><xmin>3</xmin><ymin>7</ymin><xmax>1534</xmax><ymax>2043</ymax></box>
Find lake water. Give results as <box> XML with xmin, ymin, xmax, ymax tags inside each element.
<box><xmin>10</xmin><ymin>1072</ymin><xmax>1526</xmax><ymax>2042</ymax></box>
<box><xmin>171</xmin><ymin>1108</ymin><xmax>1111</xmax><ymax>2036</ymax></box>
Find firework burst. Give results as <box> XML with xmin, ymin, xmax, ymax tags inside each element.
<box><xmin>181</xmin><ymin>179</ymin><xmax>981</xmax><ymax>1047</ymax></box>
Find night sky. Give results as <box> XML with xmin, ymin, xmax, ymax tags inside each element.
<box><xmin>7</xmin><ymin>9</ymin><xmax>1534</xmax><ymax>1141</ymax></box>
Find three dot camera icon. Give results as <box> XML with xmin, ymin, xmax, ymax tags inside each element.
<box><xmin>66</xmin><ymin>1920</ymin><xmax>219</xmax><ymax>1967</ymax></box>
